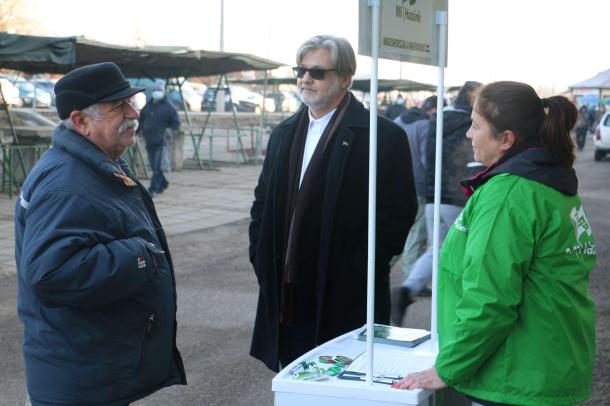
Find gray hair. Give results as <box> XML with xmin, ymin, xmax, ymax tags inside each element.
<box><xmin>61</xmin><ymin>104</ymin><xmax>104</xmax><ymax>130</ymax></box>
<box><xmin>296</xmin><ymin>35</ymin><xmax>356</xmax><ymax>77</ymax></box>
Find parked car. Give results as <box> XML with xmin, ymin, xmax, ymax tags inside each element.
<box><xmin>201</xmin><ymin>85</ymin><xmax>274</xmax><ymax>113</ymax></box>
<box><xmin>594</xmin><ymin>110</ymin><xmax>610</xmax><ymax>161</ymax></box>
<box><xmin>127</xmin><ymin>78</ymin><xmax>203</xmax><ymax>112</ymax></box>
<box><xmin>15</xmin><ymin>79</ymin><xmax>53</xmax><ymax>108</ymax></box>
<box><xmin>237</xmin><ymin>91</ymin><xmax>275</xmax><ymax>113</ymax></box>
<box><xmin>201</xmin><ymin>86</ymin><xmax>232</xmax><ymax>112</ymax></box>
<box><xmin>280</xmin><ymin>90</ymin><xmax>302</xmax><ymax>113</ymax></box>
<box><xmin>166</xmin><ymin>81</ymin><xmax>203</xmax><ymax>112</ymax></box>
<box><xmin>32</xmin><ymin>79</ymin><xmax>57</xmax><ymax>106</ymax></box>
<box><xmin>0</xmin><ymin>108</ymin><xmax>58</xmax><ymax>142</ymax></box>
<box><xmin>0</xmin><ymin>76</ymin><xmax>22</xmax><ymax>107</ymax></box>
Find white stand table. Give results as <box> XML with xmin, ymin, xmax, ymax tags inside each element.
<box><xmin>272</xmin><ymin>329</ymin><xmax>438</xmax><ymax>406</ymax></box>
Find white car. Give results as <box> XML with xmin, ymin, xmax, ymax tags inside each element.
<box><xmin>594</xmin><ymin>111</ymin><xmax>610</xmax><ymax>161</ymax></box>
<box><xmin>0</xmin><ymin>77</ymin><xmax>22</xmax><ymax>107</ymax></box>
<box><xmin>0</xmin><ymin>108</ymin><xmax>58</xmax><ymax>142</ymax></box>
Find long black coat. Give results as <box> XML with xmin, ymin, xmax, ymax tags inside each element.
<box><xmin>249</xmin><ymin>95</ymin><xmax>418</xmax><ymax>371</ymax></box>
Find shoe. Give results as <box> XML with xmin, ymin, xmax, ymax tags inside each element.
<box><xmin>391</xmin><ymin>286</ymin><xmax>413</xmax><ymax>326</ymax></box>
<box><xmin>418</xmin><ymin>286</ymin><xmax>432</xmax><ymax>297</ymax></box>
<box><xmin>159</xmin><ymin>180</ymin><xmax>169</xmax><ymax>193</ymax></box>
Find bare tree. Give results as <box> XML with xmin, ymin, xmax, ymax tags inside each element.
<box><xmin>0</xmin><ymin>0</ymin><xmax>36</xmax><ymax>34</ymax></box>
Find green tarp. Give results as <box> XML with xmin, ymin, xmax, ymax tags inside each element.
<box><xmin>0</xmin><ymin>33</ymin><xmax>283</xmax><ymax>78</ymax></box>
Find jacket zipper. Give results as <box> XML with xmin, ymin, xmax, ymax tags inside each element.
<box><xmin>134</xmin><ymin>313</ymin><xmax>155</xmax><ymax>371</ymax></box>
<box><xmin>146</xmin><ymin>313</ymin><xmax>155</xmax><ymax>333</ymax></box>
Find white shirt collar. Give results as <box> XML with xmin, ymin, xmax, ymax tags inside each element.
<box><xmin>308</xmin><ymin>108</ymin><xmax>336</xmax><ymax>127</ymax></box>
<box><xmin>299</xmin><ymin>108</ymin><xmax>337</xmax><ymax>186</ymax></box>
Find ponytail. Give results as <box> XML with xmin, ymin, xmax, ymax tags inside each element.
<box><xmin>540</xmin><ymin>96</ymin><xmax>576</xmax><ymax>167</ymax></box>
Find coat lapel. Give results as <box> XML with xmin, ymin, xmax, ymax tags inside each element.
<box><xmin>320</xmin><ymin>126</ymin><xmax>355</xmax><ymax>235</ymax></box>
<box><xmin>319</xmin><ymin>96</ymin><xmax>368</xmax><ymax>247</ymax></box>
<box><xmin>268</xmin><ymin>109</ymin><xmax>305</xmax><ymax>258</ymax></box>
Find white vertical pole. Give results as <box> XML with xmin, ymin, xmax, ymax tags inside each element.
<box><xmin>219</xmin><ymin>0</ymin><xmax>225</xmax><ymax>51</ymax></box>
<box><xmin>217</xmin><ymin>0</ymin><xmax>226</xmax><ymax>113</ymax></box>
<box><xmin>431</xmin><ymin>10</ymin><xmax>448</xmax><ymax>350</ymax></box>
<box><xmin>366</xmin><ymin>0</ymin><xmax>380</xmax><ymax>385</ymax></box>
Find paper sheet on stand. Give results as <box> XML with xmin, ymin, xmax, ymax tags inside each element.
<box><xmin>345</xmin><ymin>348</ymin><xmax>435</xmax><ymax>377</ymax></box>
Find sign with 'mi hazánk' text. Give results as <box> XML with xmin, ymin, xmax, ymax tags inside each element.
<box><xmin>358</xmin><ymin>0</ymin><xmax>448</xmax><ymax>67</ymax></box>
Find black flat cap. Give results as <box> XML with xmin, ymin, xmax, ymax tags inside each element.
<box><xmin>54</xmin><ymin>62</ymin><xmax>144</xmax><ymax>119</ymax></box>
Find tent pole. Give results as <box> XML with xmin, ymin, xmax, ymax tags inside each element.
<box><xmin>198</xmin><ymin>74</ymin><xmax>225</xmax><ymax>169</ymax></box>
<box><xmin>225</xmin><ymin>76</ymin><xmax>247</xmax><ymax>164</ymax></box>
<box><xmin>0</xmin><ymin>84</ymin><xmax>27</xmax><ymax>182</ymax></box>
<box><xmin>176</xmin><ymin>77</ymin><xmax>198</xmax><ymax>169</ymax></box>
<box><xmin>258</xmin><ymin>70</ymin><xmax>269</xmax><ymax>164</ymax></box>
<box><xmin>366</xmin><ymin>0</ymin><xmax>380</xmax><ymax>386</ymax></box>
<box><xmin>431</xmin><ymin>10</ymin><xmax>448</xmax><ymax>351</ymax></box>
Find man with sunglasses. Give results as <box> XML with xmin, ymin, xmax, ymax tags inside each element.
<box><xmin>15</xmin><ymin>62</ymin><xmax>186</xmax><ymax>406</ymax></box>
<box><xmin>249</xmin><ymin>35</ymin><xmax>418</xmax><ymax>371</ymax></box>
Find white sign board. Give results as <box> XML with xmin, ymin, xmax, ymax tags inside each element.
<box><xmin>359</xmin><ymin>0</ymin><xmax>448</xmax><ymax>67</ymax></box>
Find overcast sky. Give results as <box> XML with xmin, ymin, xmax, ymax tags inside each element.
<box><xmin>24</xmin><ymin>0</ymin><xmax>609</xmax><ymax>92</ymax></box>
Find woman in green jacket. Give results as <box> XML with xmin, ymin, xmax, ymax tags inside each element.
<box><xmin>393</xmin><ymin>81</ymin><xmax>596</xmax><ymax>406</ymax></box>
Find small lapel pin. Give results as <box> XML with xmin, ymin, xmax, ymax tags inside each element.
<box><xmin>342</xmin><ymin>141</ymin><xmax>349</xmax><ymax>146</ymax></box>
<box><xmin>114</xmin><ymin>172</ymin><xmax>137</xmax><ymax>187</ymax></box>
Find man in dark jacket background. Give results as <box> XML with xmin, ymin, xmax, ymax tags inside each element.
<box><xmin>393</xmin><ymin>96</ymin><xmax>441</xmax><ymax>286</ymax></box>
<box><xmin>392</xmin><ymin>81</ymin><xmax>481</xmax><ymax>325</ymax></box>
<box><xmin>138</xmin><ymin>81</ymin><xmax>180</xmax><ymax>196</ymax></box>
<box><xmin>248</xmin><ymin>35</ymin><xmax>418</xmax><ymax>371</ymax></box>
<box><xmin>15</xmin><ymin>62</ymin><xmax>186</xmax><ymax>406</ymax></box>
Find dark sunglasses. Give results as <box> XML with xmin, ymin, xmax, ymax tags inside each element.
<box><xmin>292</xmin><ymin>66</ymin><xmax>336</xmax><ymax>80</ymax></box>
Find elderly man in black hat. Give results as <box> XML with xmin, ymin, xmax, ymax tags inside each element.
<box><xmin>15</xmin><ymin>62</ymin><xmax>186</xmax><ymax>406</ymax></box>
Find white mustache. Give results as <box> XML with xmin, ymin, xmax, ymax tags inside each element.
<box><xmin>118</xmin><ymin>119</ymin><xmax>139</xmax><ymax>134</ymax></box>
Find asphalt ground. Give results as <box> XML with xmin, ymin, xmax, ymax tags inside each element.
<box><xmin>0</xmin><ymin>138</ymin><xmax>608</xmax><ymax>405</ymax></box>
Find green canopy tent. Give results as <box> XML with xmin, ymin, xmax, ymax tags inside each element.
<box><xmin>0</xmin><ymin>33</ymin><xmax>284</xmax><ymax>188</ymax></box>
<box><xmin>0</xmin><ymin>33</ymin><xmax>281</xmax><ymax>78</ymax></box>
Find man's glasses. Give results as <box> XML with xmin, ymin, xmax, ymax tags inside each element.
<box><xmin>292</xmin><ymin>66</ymin><xmax>336</xmax><ymax>80</ymax></box>
<box><xmin>105</xmin><ymin>98</ymin><xmax>137</xmax><ymax>113</ymax></box>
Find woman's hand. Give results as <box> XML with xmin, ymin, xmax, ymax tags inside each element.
<box><xmin>391</xmin><ymin>367</ymin><xmax>448</xmax><ymax>390</ymax></box>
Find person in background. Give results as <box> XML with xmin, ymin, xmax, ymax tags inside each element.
<box><xmin>393</xmin><ymin>81</ymin><xmax>596</xmax><ymax>406</ymax></box>
<box><xmin>587</xmin><ymin>104</ymin><xmax>598</xmax><ymax>132</ymax></box>
<box><xmin>15</xmin><ymin>62</ymin><xmax>186</xmax><ymax>406</ymax></box>
<box><xmin>384</xmin><ymin>94</ymin><xmax>407</xmax><ymax>120</ymax></box>
<box><xmin>249</xmin><ymin>35</ymin><xmax>418</xmax><ymax>371</ymax></box>
<box><xmin>139</xmin><ymin>80</ymin><xmax>180</xmax><ymax>196</ymax></box>
<box><xmin>392</xmin><ymin>81</ymin><xmax>481</xmax><ymax>325</ymax></box>
<box><xmin>574</xmin><ymin>104</ymin><xmax>590</xmax><ymax>151</ymax></box>
<box><xmin>392</xmin><ymin>95</ymin><xmax>442</xmax><ymax>299</ymax></box>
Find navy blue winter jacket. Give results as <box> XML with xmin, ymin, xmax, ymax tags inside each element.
<box><xmin>15</xmin><ymin>125</ymin><xmax>186</xmax><ymax>405</ymax></box>
<box><xmin>424</xmin><ymin>107</ymin><xmax>474</xmax><ymax>206</ymax></box>
<box><xmin>139</xmin><ymin>98</ymin><xmax>180</xmax><ymax>146</ymax></box>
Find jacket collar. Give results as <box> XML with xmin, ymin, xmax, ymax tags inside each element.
<box><xmin>52</xmin><ymin>124</ymin><xmax>131</xmax><ymax>179</ymax></box>
<box><xmin>461</xmin><ymin>146</ymin><xmax>578</xmax><ymax>197</ymax></box>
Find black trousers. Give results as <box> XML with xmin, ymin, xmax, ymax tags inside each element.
<box><xmin>278</xmin><ymin>319</ymin><xmax>316</xmax><ymax>368</ymax></box>
<box><xmin>576</xmin><ymin>127</ymin><xmax>587</xmax><ymax>150</ymax></box>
